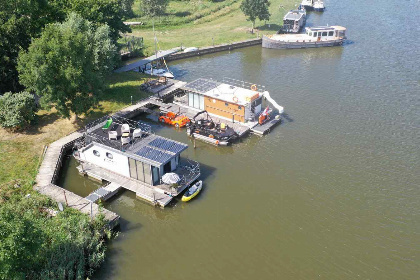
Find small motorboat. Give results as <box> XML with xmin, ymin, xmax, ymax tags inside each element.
<box><xmin>182</xmin><ymin>181</ymin><xmax>203</xmax><ymax>202</ymax></box>
<box><xmin>184</xmin><ymin>47</ymin><xmax>199</xmax><ymax>53</ymax></box>
<box><xmin>313</xmin><ymin>0</ymin><xmax>325</xmax><ymax>12</ymax></box>
<box><xmin>144</xmin><ymin>68</ymin><xmax>174</xmax><ymax>79</ymax></box>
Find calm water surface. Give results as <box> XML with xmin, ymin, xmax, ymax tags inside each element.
<box><xmin>61</xmin><ymin>0</ymin><xmax>419</xmax><ymax>279</ymax></box>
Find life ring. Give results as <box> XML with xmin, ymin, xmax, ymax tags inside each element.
<box><xmin>232</xmin><ymin>96</ymin><xmax>239</xmax><ymax>103</ymax></box>
<box><xmin>251</xmin><ymin>84</ymin><xmax>257</xmax><ymax>91</ymax></box>
<box><xmin>209</xmin><ymin>134</ymin><xmax>214</xmax><ymax>139</ymax></box>
<box><xmin>215</xmin><ymin>140</ymin><xmax>219</xmax><ymax>145</ymax></box>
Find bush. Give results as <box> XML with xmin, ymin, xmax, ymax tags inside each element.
<box><xmin>0</xmin><ymin>91</ymin><xmax>37</xmax><ymax>130</ymax></box>
<box><xmin>0</xmin><ymin>181</ymin><xmax>110</xmax><ymax>280</ymax></box>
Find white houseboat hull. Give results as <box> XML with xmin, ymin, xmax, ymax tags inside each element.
<box><xmin>262</xmin><ymin>36</ymin><xmax>345</xmax><ymax>49</ymax></box>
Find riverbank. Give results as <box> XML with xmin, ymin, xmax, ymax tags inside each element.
<box><xmin>127</xmin><ymin>0</ymin><xmax>295</xmax><ymax>55</ymax></box>
<box><xmin>0</xmin><ymin>72</ymin><xmax>151</xmax><ymax>189</ymax></box>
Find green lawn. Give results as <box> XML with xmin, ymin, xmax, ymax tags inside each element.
<box><xmin>0</xmin><ymin>72</ymin><xmax>151</xmax><ymax>188</ymax></box>
<box><xmin>129</xmin><ymin>0</ymin><xmax>296</xmax><ymax>55</ymax></box>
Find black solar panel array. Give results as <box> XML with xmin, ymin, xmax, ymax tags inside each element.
<box><xmin>148</xmin><ymin>138</ymin><xmax>187</xmax><ymax>154</ymax></box>
<box><xmin>135</xmin><ymin>146</ymin><xmax>173</xmax><ymax>164</ymax></box>
<box><xmin>184</xmin><ymin>78</ymin><xmax>220</xmax><ymax>94</ymax></box>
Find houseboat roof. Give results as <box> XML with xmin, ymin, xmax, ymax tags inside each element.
<box><xmin>85</xmin><ymin>116</ymin><xmax>188</xmax><ymax>166</ymax></box>
<box><xmin>306</xmin><ymin>26</ymin><xmax>346</xmax><ymax>31</ymax></box>
<box><xmin>284</xmin><ymin>10</ymin><xmax>305</xmax><ymax>20</ymax></box>
<box><xmin>182</xmin><ymin>78</ymin><xmax>260</xmax><ymax>106</ymax></box>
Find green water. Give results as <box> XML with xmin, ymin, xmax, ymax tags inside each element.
<box><xmin>59</xmin><ymin>1</ymin><xmax>419</xmax><ymax>279</ymax></box>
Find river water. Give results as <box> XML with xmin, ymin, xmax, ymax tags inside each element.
<box><xmin>60</xmin><ymin>0</ymin><xmax>419</xmax><ymax>279</ymax></box>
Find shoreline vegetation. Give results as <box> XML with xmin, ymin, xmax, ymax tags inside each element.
<box><xmin>1</xmin><ymin>0</ymin><xmax>293</xmax><ymax>277</ymax></box>
<box><xmin>126</xmin><ymin>0</ymin><xmax>295</xmax><ymax>55</ymax></box>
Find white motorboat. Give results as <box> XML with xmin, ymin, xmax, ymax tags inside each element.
<box><xmin>314</xmin><ymin>0</ymin><xmax>325</xmax><ymax>12</ymax></box>
<box><xmin>263</xmin><ymin>26</ymin><xmax>346</xmax><ymax>49</ymax></box>
<box><xmin>144</xmin><ymin>68</ymin><xmax>174</xmax><ymax>78</ymax></box>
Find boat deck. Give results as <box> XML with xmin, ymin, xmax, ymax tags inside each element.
<box><xmin>250</xmin><ymin>116</ymin><xmax>282</xmax><ymax>136</ymax></box>
<box><xmin>77</xmin><ymin>159</ymin><xmax>200</xmax><ymax>207</ymax></box>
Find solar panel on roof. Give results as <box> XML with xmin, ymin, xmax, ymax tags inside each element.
<box><xmin>184</xmin><ymin>78</ymin><xmax>220</xmax><ymax>94</ymax></box>
<box><xmin>148</xmin><ymin>138</ymin><xmax>187</xmax><ymax>154</ymax></box>
<box><xmin>135</xmin><ymin>146</ymin><xmax>173</xmax><ymax>164</ymax></box>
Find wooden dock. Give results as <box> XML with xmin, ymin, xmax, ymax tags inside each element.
<box><xmin>35</xmin><ymin>131</ymin><xmax>120</xmax><ymax>228</ymax></box>
<box><xmin>250</xmin><ymin>116</ymin><xmax>282</xmax><ymax>136</ymax></box>
<box><xmin>77</xmin><ymin>161</ymin><xmax>199</xmax><ymax>207</ymax></box>
<box><xmin>114</xmin><ymin>48</ymin><xmax>180</xmax><ymax>73</ymax></box>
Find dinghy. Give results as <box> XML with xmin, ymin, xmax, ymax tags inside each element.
<box><xmin>182</xmin><ymin>181</ymin><xmax>203</xmax><ymax>202</ymax></box>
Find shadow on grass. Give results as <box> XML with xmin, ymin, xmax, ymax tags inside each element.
<box><xmin>257</xmin><ymin>24</ymin><xmax>282</xmax><ymax>31</ymax></box>
<box><xmin>174</xmin><ymin>11</ymin><xmax>191</xmax><ymax>17</ymax></box>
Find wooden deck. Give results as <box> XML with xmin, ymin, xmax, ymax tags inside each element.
<box><xmin>250</xmin><ymin>115</ymin><xmax>282</xmax><ymax>136</ymax></box>
<box><xmin>77</xmin><ymin>161</ymin><xmax>199</xmax><ymax>207</ymax></box>
<box><xmin>35</xmin><ymin>131</ymin><xmax>120</xmax><ymax>227</ymax></box>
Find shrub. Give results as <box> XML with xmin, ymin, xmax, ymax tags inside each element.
<box><xmin>0</xmin><ymin>91</ymin><xmax>37</xmax><ymax>130</ymax></box>
<box><xmin>0</xmin><ymin>181</ymin><xmax>110</xmax><ymax>280</ymax></box>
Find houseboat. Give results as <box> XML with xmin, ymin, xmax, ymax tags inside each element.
<box><xmin>262</xmin><ymin>26</ymin><xmax>347</xmax><ymax>49</ymax></box>
<box><xmin>176</xmin><ymin>78</ymin><xmax>284</xmax><ymax>144</ymax></box>
<box><xmin>74</xmin><ymin>115</ymin><xmax>200</xmax><ymax>206</ymax></box>
<box><xmin>313</xmin><ymin>0</ymin><xmax>325</xmax><ymax>12</ymax></box>
<box><xmin>301</xmin><ymin>0</ymin><xmax>314</xmax><ymax>11</ymax></box>
<box><xmin>280</xmin><ymin>8</ymin><xmax>306</xmax><ymax>33</ymax></box>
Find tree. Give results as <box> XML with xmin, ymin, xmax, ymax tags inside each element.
<box><xmin>17</xmin><ymin>13</ymin><xmax>118</xmax><ymax>119</ymax></box>
<box><xmin>51</xmin><ymin>0</ymin><xmax>133</xmax><ymax>43</ymax></box>
<box><xmin>0</xmin><ymin>91</ymin><xmax>37</xmax><ymax>129</ymax></box>
<box><xmin>0</xmin><ymin>0</ymin><xmax>56</xmax><ymax>94</ymax></box>
<box><xmin>0</xmin><ymin>0</ymin><xmax>131</xmax><ymax>94</ymax></box>
<box><xmin>240</xmin><ymin>0</ymin><xmax>270</xmax><ymax>30</ymax></box>
<box><xmin>141</xmin><ymin>0</ymin><xmax>169</xmax><ymax>18</ymax></box>
<box><xmin>0</xmin><ymin>182</ymin><xmax>110</xmax><ymax>279</ymax></box>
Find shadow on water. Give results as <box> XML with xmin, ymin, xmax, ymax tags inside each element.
<box><xmin>281</xmin><ymin>112</ymin><xmax>294</xmax><ymax>123</ymax></box>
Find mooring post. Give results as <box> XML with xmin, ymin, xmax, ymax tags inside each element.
<box><xmin>194</xmin><ymin>138</ymin><xmax>196</xmax><ymax>149</ymax></box>
<box><xmin>131</xmin><ymin>95</ymin><xmax>133</xmax><ymax>104</ymax></box>
<box><xmin>63</xmin><ymin>190</ymin><xmax>68</xmax><ymax>206</ymax></box>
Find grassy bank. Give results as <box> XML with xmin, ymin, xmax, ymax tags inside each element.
<box><xmin>0</xmin><ymin>72</ymin><xmax>151</xmax><ymax>188</ymax></box>
<box><xmin>128</xmin><ymin>0</ymin><xmax>296</xmax><ymax>55</ymax></box>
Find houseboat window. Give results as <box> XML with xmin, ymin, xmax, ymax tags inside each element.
<box><xmin>152</xmin><ymin>166</ymin><xmax>160</xmax><ymax>185</ymax></box>
<box><xmin>136</xmin><ymin>161</ymin><xmax>145</xmax><ymax>182</ymax></box>
<box><xmin>106</xmin><ymin>152</ymin><xmax>113</xmax><ymax>159</ymax></box>
<box><xmin>309</xmin><ymin>32</ymin><xmax>312</xmax><ymax>36</ymax></box>
<box><xmin>313</xmin><ymin>32</ymin><xmax>317</xmax><ymax>37</ymax></box>
<box><xmin>93</xmin><ymin>150</ymin><xmax>100</xmax><ymax>157</ymax></box>
<box><xmin>322</xmin><ymin>32</ymin><xmax>327</xmax><ymax>36</ymax></box>
<box><xmin>238</xmin><ymin>106</ymin><xmax>242</xmax><ymax>110</ymax></box>
<box><xmin>188</xmin><ymin>92</ymin><xmax>194</xmax><ymax>107</ymax></box>
<box><xmin>143</xmin><ymin>163</ymin><xmax>152</xmax><ymax>185</ymax></box>
<box><xmin>329</xmin><ymin>31</ymin><xmax>334</xmax><ymax>36</ymax></box>
<box><xmin>225</xmin><ymin>102</ymin><xmax>229</xmax><ymax>107</ymax></box>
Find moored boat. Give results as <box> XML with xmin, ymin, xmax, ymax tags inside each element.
<box><xmin>262</xmin><ymin>26</ymin><xmax>347</xmax><ymax>49</ymax></box>
<box><xmin>313</xmin><ymin>0</ymin><xmax>325</xmax><ymax>12</ymax></box>
<box><xmin>182</xmin><ymin>181</ymin><xmax>203</xmax><ymax>202</ymax></box>
<box><xmin>301</xmin><ymin>0</ymin><xmax>314</xmax><ymax>11</ymax></box>
<box><xmin>186</xmin><ymin>111</ymin><xmax>238</xmax><ymax>146</ymax></box>
<box><xmin>280</xmin><ymin>8</ymin><xmax>306</xmax><ymax>33</ymax></box>
<box><xmin>144</xmin><ymin>68</ymin><xmax>174</xmax><ymax>79</ymax></box>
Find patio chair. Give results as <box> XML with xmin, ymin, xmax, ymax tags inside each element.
<box><xmin>108</xmin><ymin>131</ymin><xmax>118</xmax><ymax>140</ymax></box>
<box><xmin>133</xmin><ymin>128</ymin><xmax>142</xmax><ymax>138</ymax></box>
<box><xmin>121</xmin><ymin>124</ymin><xmax>130</xmax><ymax>138</ymax></box>
<box><xmin>121</xmin><ymin>136</ymin><xmax>131</xmax><ymax>145</ymax></box>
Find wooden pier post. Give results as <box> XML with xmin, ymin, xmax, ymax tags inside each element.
<box><xmin>63</xmin><ymin>190</ymin><xmax>68</xmax><ymax>206</ymax></box>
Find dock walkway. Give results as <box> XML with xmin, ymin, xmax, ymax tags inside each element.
<box><xmin>114</xmin><ymin>48</ymin><xmax>180</xmax><ymax>73</ymax></box>
<box><xmin>78</xmin><ymin>162</ymin><xmax>172</xmax><ymax>207</ymax></box>
<box><xmin>35</xmin><ymin>131</ymin><xmax>120</xmax><ymax>228</ymax></box>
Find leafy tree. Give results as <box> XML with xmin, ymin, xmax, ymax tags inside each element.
<box><xmin>141</xmin><ymin>0</ymin><xmax>169</xmax><ymax>18</ymax></box>
<box><xmin>0</xmin><ymin>182</ymin><xmax>110</xmax><ymax>280</ymax></box>
<box><xmin>240</xmin><ymin>0</ymin><xmax>270</xmax><ymax>30</ymax></box>
<box><xmin>0</xmin><ymin>0</ymin><xmax>56</xmax><ymax>94</ymax></box>
<box><xmin>17</xmin><ymin>13</ymin><xmax>118</xmax><ymax>119</ymax></box>
<box><xmin>0</xmin><ymin>91</ymin><xmax>37</xmax><ymax>129</ymax></box>
<box><xmin>50</xmin><ymin>0</ymin><xmax>133</xmax><ymax>43</ymax></box>
<box><xmin>0</xmin><ymin>0</ymin><xmax>131</xmax><ymax>94</ymax></box>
